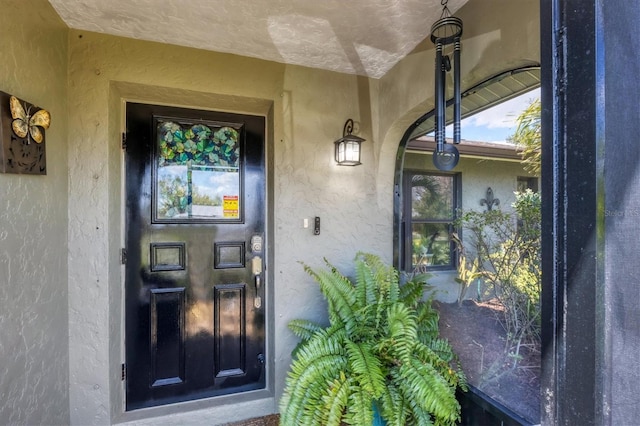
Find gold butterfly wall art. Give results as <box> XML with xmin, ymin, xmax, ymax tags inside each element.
<box><xmin>9</xmin><ymin>95</ymin><xmax>51</xmax><ymax>144</ymax></box>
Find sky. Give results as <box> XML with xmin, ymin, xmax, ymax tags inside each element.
<box><xmin>444</xmin><ymin>87</ymin><xmax>540</xmax><ymax>143</ymax></box>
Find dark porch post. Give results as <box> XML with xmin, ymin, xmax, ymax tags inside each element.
<box><xmin>541</xmin><ymin>0</ymin><xmax>640</xmax><ymax>424</ymax></box>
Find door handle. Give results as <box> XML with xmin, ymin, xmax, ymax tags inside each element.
<box><xmin>254</xmin><ymin>275</ymin><xmax>262</xmax><ymax>308</ymax></box>
<box><xmin>252</xmin><ymin>256</ymin><xmax>262</xmax><ymax>308</ymax></box>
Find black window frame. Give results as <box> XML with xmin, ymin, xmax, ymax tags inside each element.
<box><xmin>402</xmin><ymin>170</ymin><xmax>461</xmax><ymax>272</ymax></box>
<box><xmin>517</xmin><ymin>176</ymin><xmax>539</xmax><ymax>193</ymax></box>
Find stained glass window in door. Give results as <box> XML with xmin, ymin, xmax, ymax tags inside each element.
<box><xmin>155</xmin><ymin>121</ymin><xmax>241</xmax><ymax>222</ymax></box>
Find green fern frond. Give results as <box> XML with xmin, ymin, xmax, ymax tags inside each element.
<box><xmin>426</xmin><ymin>338</ymin><xmax>456</xmax><ymax>362</ymax></box>
<box><xmin>288</xmin><ymin>319</ymin><xmax>325</xmax><ymax>342</ymax></box>
<box><xmin>415</xmin><ymin>331</ymin><xmax>467</xmax><ymax>392</ymax></box>
<box><xmin>280</xmin><ymin>384</ymin><xmax>312</xmax><ymax>425</ymax></box>
<box><xmin>354</xmin><ymin>255</ymin><xmax>378</xmax><ymax>308</ymax></box>
<box><xmin>415</xmin><ymin>301</ymin><xmax>441</xmax><ymax>342</ymax></box>
<box><xmin>387</xmin><ymin>303</ymin><xmax>418</xmax><ymax>340</ymax></box>
<box><xmin>374</xmin><ymin>291</ymin><xmax>389</xmax><ymax>332</ymax></box>
<box><xmin>281</xmin><ymin>354</ymin><xmax>346</xmax><ymax>425</ymax></box>
<box><xmin>291</xmin><ymin>333</ymin><xmax>345</xmax><ymax>372</ymax></box>
<box><xmin>322</xmin><ymin>373</ymin><xmax>353</xmax><ymax>426</ymax></box>
<box><xmin>406</xmin><ymin>400</ymin><xmax>435</xmax><ymax>426</ymax></box>
<box><xmin>399</xmin><ymin>277</ymin><xmax>425</xmax><ymax>308</ymax></box>
<box><xmin>386</xmin><ymin>302</ymin><xmax>418</xmax><ymax>363</ymax></box>
<box><xmin>344</xmin><ymin>340</ymin><xmax>385</xmax><ymax>398</ymax></box>
<box><xmin>357</xmin><ymin>252</ymin><xmax>400</xmax><ymax>305</ymax></box>
<box><xmin>397</xmin><ymin>359</ymin><xmax>461</xmax><ymax>426</ymax></box>
<box><xmin>386</xmin><ymin>267</ymin><xmax>400</xmax><ymax>304</ymax></box>
<box><xmin>304</xmin><ymin>263</ymin><xmax>357</xmax><ymax>331</ymax></box>
<box><xmin>378</xmin><ymin>381</ymin><xmax>410</xmax><ymax>426</ymax></box>
<box><xmin>344</xmin><ymin>386</ymin><xmax>374</xmax><ymax>426</ymax></box>
<box><xmin>300</xmin><ymin>388</ymin><xmax>330</xmax><ymax>426</ymax></box>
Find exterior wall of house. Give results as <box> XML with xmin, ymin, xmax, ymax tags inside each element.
<box><xmin>403</xmin><ymin>153</ymin><xmax>538</xmax><ymax>303</ymax></box>
<box><xmin>65</xmin><ymin>30</ymin><xmax>395</xmax><ymax>424</ymax></box>
<box><xmin>0</xmin><ymin>1</ymin><xmax>70</xmax><ymax>424</ymax></box>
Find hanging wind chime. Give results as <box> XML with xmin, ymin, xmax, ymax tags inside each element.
<box><xmin>431</xmin><ymin>0</ymin><xmax>463</xmax><ymax>171</ymax></box>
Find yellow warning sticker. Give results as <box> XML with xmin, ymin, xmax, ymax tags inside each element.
<box><xmin>223</xmin><ymin>195</ymin><xmax>239</xmax><ymax>218</ymax></box>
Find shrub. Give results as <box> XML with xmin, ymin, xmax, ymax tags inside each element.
<box><xmin>455</xmin><ymin>190</ymin><xmax>541</xmax><ymax>367</ymax></box>
<box><xmin>279</xmin><ymin>253</ymin><xmax>466</xmax><ymax>426</ymax></box>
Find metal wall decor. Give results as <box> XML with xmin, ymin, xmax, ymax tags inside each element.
<box><xmin>0</xmin><ymin>91</ymin><xmax>50</xmax><ymax>174</ymax></box>
<box><xmin>480</xmin><ymin>187</ymin><xmax>500</xmax><ymax>211</ymax></box>
<box><xmin>431</xmin><ymin>0</ymin><xmax>463</xmax><ymax>171</ymax></box>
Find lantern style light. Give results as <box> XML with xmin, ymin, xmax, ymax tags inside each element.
<box><xmin>334</xmin><ymin>119</ymin><xmax>365</xmax><ymax>166</ymax></box>
<box><xmin>431</xmin><ymin>0</ymin><xmax>463</xmax><ymax>171</ymax></box>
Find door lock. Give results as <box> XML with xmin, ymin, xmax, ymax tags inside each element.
<box><xmin>251</xmin><ymin>235</ymin><xmax>263</xmax><ymax>253</ymax></box>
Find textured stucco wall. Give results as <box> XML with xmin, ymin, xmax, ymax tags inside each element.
<box><xmin>0</xmin><ymin>1</ymin><xmax>69</xmax><ymax>424</ymax></box>
<box><xmin>66</xmin><ymin>28</ymin><xmax>395</xmax><ymax>424</ymax></box>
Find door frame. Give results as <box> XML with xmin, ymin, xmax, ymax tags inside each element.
<box><xmin>115</xmin><ymin>89</ymin><xmax>275</xmax><ymax>422</ymax></box>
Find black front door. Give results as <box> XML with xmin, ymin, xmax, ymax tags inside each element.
<box><xmin>124</xmin><ymin>102</ymin><xmax>266</xmax><ymax>410</ymax></box>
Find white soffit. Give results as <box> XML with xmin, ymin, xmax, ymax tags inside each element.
<box><xmin>48</xmin><ymin>0</ymin><xmax>468</xmax><ymax>79</ymax></box>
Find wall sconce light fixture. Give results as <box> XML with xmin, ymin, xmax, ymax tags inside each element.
<box><xmin>334</xmin><ymin>118</ymin><xmax>365</xmax><ymax>166</ymax></box>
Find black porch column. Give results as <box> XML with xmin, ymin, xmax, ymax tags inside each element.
<box><xmin>541</xmin><ymin>0</ymin><xmax>640</xmax><ymax>425</ymax></box>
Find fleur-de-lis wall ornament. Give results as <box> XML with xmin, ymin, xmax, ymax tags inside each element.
<box><xmin>480</xmin><ymin>187</ymin><xmax>500</xmax><ymax>211</ymax></box>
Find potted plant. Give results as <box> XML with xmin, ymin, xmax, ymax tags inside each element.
<box><xmin>279</xmin><ymin>253</ymin><xmax>466</xmax><ymax>425</ymax></box>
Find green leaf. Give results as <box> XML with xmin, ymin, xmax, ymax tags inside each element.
<box><xmin>343</xmin><ymin>387</ymin><xmax>374</xmax><ymax>426</ymax></box>
<box><xmin>344</xmin><ymin>340</ymin><xmax>385</xmax><ymax>398</ymax></box>
<box><xmin>288</xmin><ymin>319</ymin><xmax>325</xmax><ymax>342</ymax></box>
<box><xmin>323</xmin><ymin>374</ymin><xmax>352</xmax><ymax>426</ymax></box>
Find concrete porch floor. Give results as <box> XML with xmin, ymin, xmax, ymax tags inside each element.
<box><xmin>224</xmin><ymin>414</ymin><xmax>280</xmax><ymax>426</ymax></box>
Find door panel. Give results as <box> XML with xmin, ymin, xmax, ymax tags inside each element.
<box><xmin>125</xmin><ymin>102</ymin><xmax>266</xmax><ymax>410</ymax></box>
<box><xmin>150</xmin><ymin>288</ymin><xmax>185</xmax><ymax>387</ymax></box>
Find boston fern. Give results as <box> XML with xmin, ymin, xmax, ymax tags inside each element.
<box><xmin>279</xmin><ymin>253</ymin><xmax>466</xmax><ymax>426</ymax></box>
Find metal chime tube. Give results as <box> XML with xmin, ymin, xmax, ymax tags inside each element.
<box><xmin>430</xmin><ymin>3</ymin><xmax>462</xmax><ymax>171</ymax></box>
<box><xmin>453</xmin><ymin>36</ymin><xmax>461</xmax><ymax>144</ymax></box>
<box><xmin>435</xmin><ymin>41</ymin><xmax>445</xmax><ymax>153</ymax></box>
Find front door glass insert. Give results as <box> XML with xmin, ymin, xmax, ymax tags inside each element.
<box><xmin>155</xmin><ymin>121</ymin><xmax>241</xmax><ymax>222</ymax></box>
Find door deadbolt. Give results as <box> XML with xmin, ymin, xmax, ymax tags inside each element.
<box><xmin>251</xmin><ymin>235</ymin><xmax>263</xmax><ymax>253</ymax></box>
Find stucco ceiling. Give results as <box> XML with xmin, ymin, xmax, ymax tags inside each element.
<box><xmin>48</xmin><ymin>0</ymin><xmax>468</xmax><ymax>79</ymax></box>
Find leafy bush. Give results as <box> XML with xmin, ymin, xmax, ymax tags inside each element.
<box><xmin>279</xmin><ymin>253</ymin><xmax>466</xmax><ymax>426</ymax></box>
<box><xmin>455</xmin><ymin>190</ymin><xmax>541</xmax><ymax>367</ymax></box>
<box><xmin>510</xmin><ymin>99</ymin><xmax>541</xmax><ymax>175</ymax></box>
